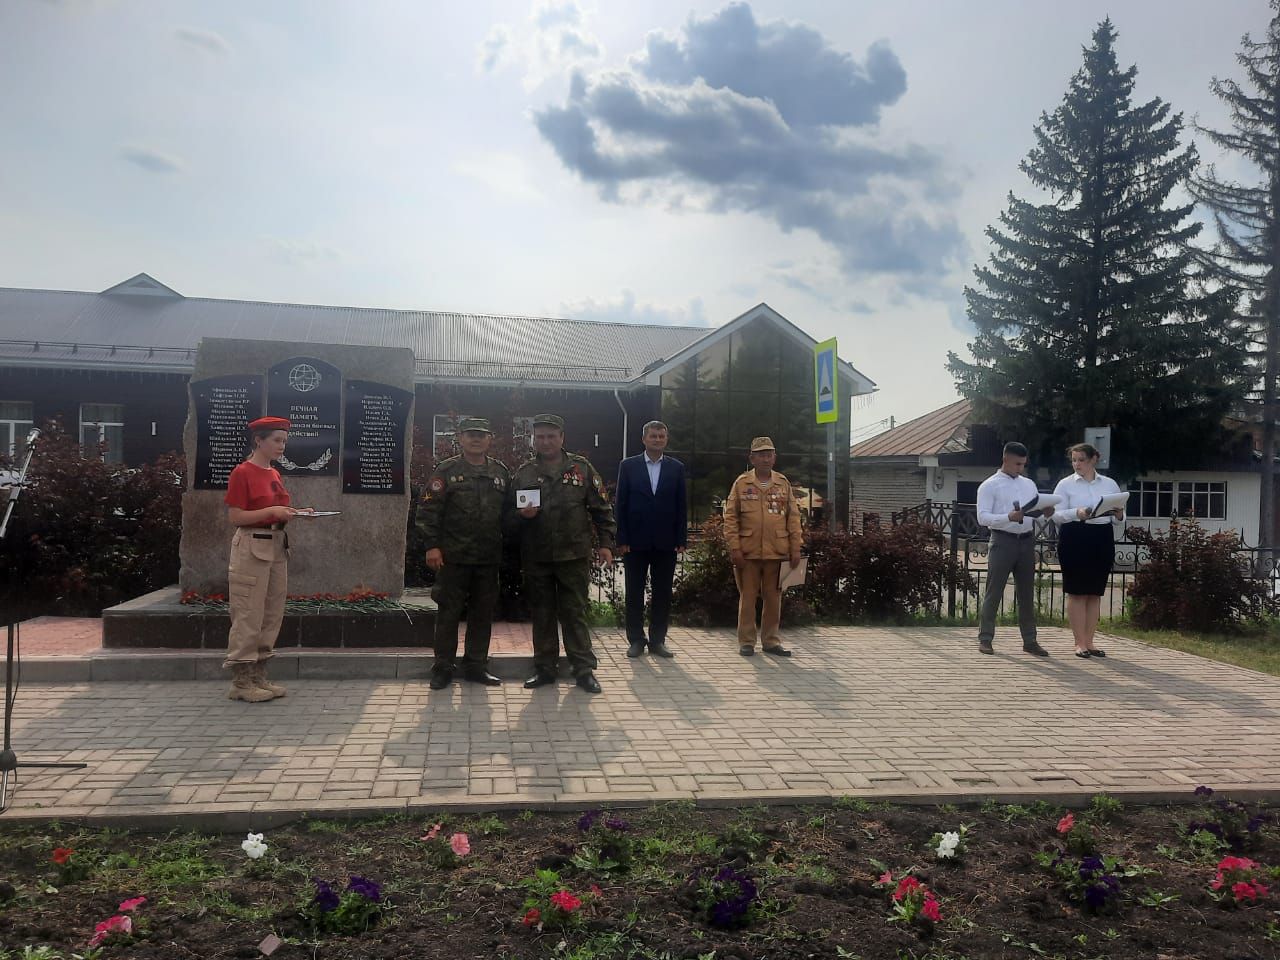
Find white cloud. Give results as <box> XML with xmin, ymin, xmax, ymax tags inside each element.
<box><xmin>175</xmin><ymin>27</ymin><xmax>230</xmax><ymax>56</ymax></box>
<box><xmin>476</xmin><ymin>0</ymin><xmax>603</xmax><ymax>90</ymax></box>
<box><xmin>561</xmin><ymin>289</ymin><xmax>708</xmax><ymax>327</ymax></box>
<box><xmin>451</xmin><ymin>152</ymin><xmax>545</xmax><ymax>202</ymax></box>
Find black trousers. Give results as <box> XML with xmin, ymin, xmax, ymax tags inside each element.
<box><xmin>623</xmin><ymin>549</ymin><xmax>678</xmax><ymax>646</ymax></box>
<box><xmin>432</xmin><ymin>563</ymin><xmax>499</xmax><ymax>672</ymax></box>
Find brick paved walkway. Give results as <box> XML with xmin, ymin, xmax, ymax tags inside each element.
<box><xmin>3</xmin><ymin>625</ymin><xmax>1279</xmax><ymax>827</ymax></box>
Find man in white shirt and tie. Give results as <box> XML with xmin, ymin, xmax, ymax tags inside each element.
<box><xmin>975</xmin><ymin>441</ymin><xmax>1054</xmax><ymax>657</ymax></box>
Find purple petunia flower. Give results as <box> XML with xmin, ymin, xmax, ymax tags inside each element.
<box><xmin>312</xmin><ymin>879</ymin><xmax>340</xmax><ymax>913</ymax></box>
<box><xmin>1194</xmin><ymin>785</ymin><xmax>1214</xmax><ymax>798</ymax></box>
<box><xmin>577</xmin><ymin>810</ymin><xmax>602</xmax><ymax>833</ymax></box>
<box><xmin>604</xmin><ymin>817</ymin><xmax>631</xmax><ymax>832</ymax></box>
<box><xmin>346</xmin><ymin>876</ymin><xmax>382</xmax><ymax>902</ymax></box>
<box><xmin>1078</xmin><ymin>857</ymin><xmax>1105</xmax><ymax>876</ymax></box>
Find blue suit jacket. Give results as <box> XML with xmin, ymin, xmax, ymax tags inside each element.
<box><xmin>615</xmin><ymin>454</ymin><xmax>688</xmax><ymax>552</ymax></box>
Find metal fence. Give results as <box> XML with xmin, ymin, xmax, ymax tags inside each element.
<box><xmin>896</xmin><ymin>500</ymin><xmax>1280</xmax><ymax>622</ymax></box>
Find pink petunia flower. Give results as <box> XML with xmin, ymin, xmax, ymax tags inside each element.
<box><xmin>118</xmin><ymin>896</ymin><xmax>147</xmax><ymax>912</ymax></box>
<box><xmin>878</xmin><ymin>871</ymin><xmax>893</xmax><ymax>886</ymax></box>
<box><xmin>550</xmin><ymin>890</ymin><xmax>582</xmax><ymax>913</ymax></box>
<box><xmin>87</xmin><ymin>914</ymin><xmax>132</xmax><ymax>947</ymax></box>
<box><xmin>590</xmin><ymin>884</ymin><xmax>603</xmax><ymax>898</ymax></box>
<box><xmin>1057</xmin><ymin>813</ymin><xmax>1074</xmax><ymax>834</ymax></box>
<box><xmin>921</xmin><ymin>895</ymin><xmax>942</xmax><ymax>922</ymax></box>
<box><xmin>449</xmin><ymin>832</ymin><xmax>471</xmax><ymax>857</ymax></box>
<box><xmin>52</xmin><ymin>847</ymin><xmax>75</xmax><ymax>865</ymax></box>
<box><xmin>522</xmin><ymin>907</ymin><xmax>541</xmax><ymax>927</ymax></box>
<box><xmin>1217</xmin><ymin>855</ymin><xmax>1258</xmax><ymax>873</ymax></box>
<box><xmin>420</xmin><ymin>823</ymin><xmax>442</xmax><ymax>842</ymax></box>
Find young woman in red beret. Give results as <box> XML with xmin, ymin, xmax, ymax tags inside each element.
<box><xmin>222</xmin><ymin>416</ymin><xmax>311</xmax><ymax>701</ymax></box>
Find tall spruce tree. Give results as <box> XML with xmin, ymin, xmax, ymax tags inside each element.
<box><xmin>1191</xmin><ymin>2</ymin><xmax>1280</xmax><ymax>551</ymax></box>
<box><xmin>947</xmin><ymin>20</ymin><xmax>1244</xmax><ymax>483</ymax></box>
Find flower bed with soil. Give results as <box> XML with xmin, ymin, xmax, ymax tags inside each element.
<box><xmin>0</xmin><ymin>789</ymin><xmax>1277</xmax><ymax>959</ymax></box>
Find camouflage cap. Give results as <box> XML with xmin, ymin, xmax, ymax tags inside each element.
<box><xmin>532</xmin><ymin>413</ymin><xmax>565</xmax><ymax>429</ymax></box>
<box><xmin>456</xmin><ymin>417</ymin><xmax>492</xmax><ymax>434</ymax></box>
<box><xmin>749</xmin><ymin>436</ymin><xmax>776</xmax><ymax>452</ymax></box>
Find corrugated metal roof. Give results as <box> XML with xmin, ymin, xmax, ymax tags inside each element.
<box><xmin>0</xmin><ymin>286</ymin><xmax>710</xmax><ymax>384</ymax></box>
<box><xmin>850</xmin><ymin>399</ymin><xmax>972</xmax><ymax>457</ymax></box>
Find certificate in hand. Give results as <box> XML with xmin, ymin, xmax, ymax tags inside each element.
<box><xmin>295</xmin><ymin>510</ymin><xmax>341</xmax><ymax>517</ymax></box>
<box><xmin>1018</xmin><ymin>493</ymin><xmax>1062</xmax><ymax>518</ymax></box>
<box><xmin>516</xmin><ymin>488</ymin><xmax>541</xmax><ymax>509</ymax></box>
<box><xmin>1091</xmin><ymin>491</ymin><xmax>1129</xmax><ymax>517</ymax></box>
<box><xmin>778</xmin><ymin>558</ymin><xmax>807</xmax><ymax>591</ymax></box>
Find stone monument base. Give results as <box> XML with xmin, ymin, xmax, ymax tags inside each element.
<box><xmin>103</xmin><ymin>586</ymin><xmax>435</xmax><ymax>650</ymax></box>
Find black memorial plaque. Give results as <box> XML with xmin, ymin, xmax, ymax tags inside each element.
<box><xmin>342</xmin><ymin>380</ymin><xmax>413</xmax><ymax>495</ymax></box>
<box><xmin>266</xmin><ymin>356</ymin><xmax>341</xmax><ymax>476</ymax></box>
<box><xmin>192</xmin><ymin>375</ymin><xmax>263</xmax><ymax>489</ymax></box>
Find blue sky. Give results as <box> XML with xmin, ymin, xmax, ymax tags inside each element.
<box><xmin>0</xmin><ymin>0</ymin><xmax>1271</xmax><ymax>437</ymax></box>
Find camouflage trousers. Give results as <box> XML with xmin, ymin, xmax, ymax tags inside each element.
<box><xmin>524</xmin><ymin>557</ymin><xmax>597</xmax><ymax>678</ymax></box>
<box><xmin>431</xmin><ymin>563</ymin><xmax>500</xmax><ymax>673</ymax></box>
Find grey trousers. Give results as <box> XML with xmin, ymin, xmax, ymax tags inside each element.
<box><xmin>977</xmin><ymin>531</ymin><xmax>1037</xmax><ymax>646</ymax></box>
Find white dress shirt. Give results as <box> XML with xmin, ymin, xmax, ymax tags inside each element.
<box><xmin>1051</xmin><ymin>471</ymin><xmax>1123</xmax><ymax>525</ymax></box>
<box><xmin>645</xmin><ymin>454</ymin><xmax>663</xmax><ymax>495</ymax></box>
<box><xmin>976</xmin><ymin>470</ymin><xmax>1040</xmax><ymax>533</ymax></box>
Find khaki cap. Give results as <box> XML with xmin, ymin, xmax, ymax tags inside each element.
<box><xmin>456</xmin><ymin>417</ymin><xmax>492</xmax><ymax>434</ymax></box>
<box><xmin>532</xmin><ymin>413</ymin><xmax>564</xmax><ymax>429</ymax></box>
<box><xmin>749</xmin><ymin>436</ymin><xmax>776</xmax><ymax>452</ymax></box>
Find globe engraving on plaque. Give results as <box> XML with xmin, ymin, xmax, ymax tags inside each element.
<box><xmin>266</xmin><ymin>356</ymin><xmax>341</xmax><ymax>476</ymax></box>
<box><xmin>288</xmin><ymin>363</ymin><xmax>321</xmax><ymax>393</ymax></box>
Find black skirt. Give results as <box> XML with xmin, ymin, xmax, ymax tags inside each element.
<box><xmin>1058</xmin><ymin>521</ymin><xmax>1115</xmax><ymax>596</ymax></box>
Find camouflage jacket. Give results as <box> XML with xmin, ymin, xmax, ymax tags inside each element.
<box><xmin>505</xmin><ymin>451</ymin><xmax>616</xmax><ymax>562</ymax></box>
<box><xmin>417</xmin><ymin>455</ymin><xmax>510</xmax><ymax>564</ymax></box>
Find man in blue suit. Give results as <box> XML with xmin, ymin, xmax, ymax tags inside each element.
<box><xmin>615</xmin><ymin>420</ymin><xmax>687</xmax><ymax>658</ymax></box>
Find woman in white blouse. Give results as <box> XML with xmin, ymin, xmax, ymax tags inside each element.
<box><xmin>1052</xmin><ymin>443</ymin><xmax>1124</xmax><ymax>658</ymax></box>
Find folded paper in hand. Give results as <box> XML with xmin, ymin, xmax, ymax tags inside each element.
<box><xmin>779</xmin><ymin>558</ymin><xmax>807</xmax><ymax>591</ymax></box>
<box><xmin>1017</xmin><ymin>493</ymin><xmax>1062</xmax><ymax>518</ymax></box>
<box><xmin>1091</xmin><ymin>491</ymin><xmax>1129</xmax><ymax>517</ymax></box>
<box><xmin>516</xmin><ymin>488</ymin><xmax>541</xmax><ymax>509</ymax></box>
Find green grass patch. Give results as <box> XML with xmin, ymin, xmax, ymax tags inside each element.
<box><xmin>1101</xmin><ymin>620</ymin><xmax>1280</xmax><ymax>677</ymax></box>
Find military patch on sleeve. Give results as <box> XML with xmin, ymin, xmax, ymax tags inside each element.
<box><xmin>429</xmin><ymin>477</ymin><xmax>445</xmax><ymax>494</ymax></box>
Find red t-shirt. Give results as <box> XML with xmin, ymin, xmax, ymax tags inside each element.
<box><xmin>224</xmin><ymin>461</ymin><xmax>291</xmax><ymax>526</ymax></box>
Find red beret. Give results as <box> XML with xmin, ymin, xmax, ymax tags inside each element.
<box><xmin>248</xmin><ymin>416</ymin><xmax>291</xmax><ymax>432</ymax></box>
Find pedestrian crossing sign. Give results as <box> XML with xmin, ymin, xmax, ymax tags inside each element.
<box><xmin>814</xmin><ymin>338</ymin><xmax>838</xmax><ymax>424</ymax></box>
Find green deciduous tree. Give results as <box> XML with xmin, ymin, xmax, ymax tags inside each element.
<box><xmin>1191</xmin><ymin>2</ymin><xmax>1280</xmax><ymax>550</ymax></box>
<box><xmin>948</xmin><ymin>20</ymin><xmax>1246</xmax><ymax>482</ymax></box>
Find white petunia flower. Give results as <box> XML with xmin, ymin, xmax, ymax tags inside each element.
<box><xmin>935</xmin><ymin>831</ymin><xmax>961</xmax><ymax>858</ymax></box>
<box><xmin>241</xmin><ymin>832</ymin><xmax>268</xmax><ymax>860</ymax></box>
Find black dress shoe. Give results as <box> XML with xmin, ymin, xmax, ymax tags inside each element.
<box><xmin>523</xmin><ymin>671</ymin><xmax>557</xmax><ymax>689</ymax></box>
<box><xmin>576</xmin><ymin>672</ymin><xmax>602</xmax><ymax>694</ymax></box>
<box><xmin>739</xmin><ymin>645</ymin><xmax>755</xmax><ymax>657</ymax></box>
<box><xmin>464</xmin><ymin>670</ymin><xmax>503</xmax><ymax>685</ymax></box>
<box><xmin>428</xmin><ymin>671</ymin><xmax>453</xmax><ymax>690</ymax></box>
<box><xmin>649</xmin><ymin>642</ymin><xmax>675</xmax><ymax>658</ymax></box>
<box><xmin>626</xmin><ymin>641</ymin><xmax>647</xmax><ymax>658</ymax></box>
<box><xmin>978</xmin><ymin>640</ymin><xmax>995</xmax><ymax>655</ymax></box>
<box><xmin>1088</xmin><ymin>648</ymin><xmax>1106</xmax><ymax>658</ymax></box>
<box><xmin>763</xmin><ymin>645</ymin><xmax>792</xmax><ymax>657</ymax></box>
<box><xmin>1023</xmin><ymin>642</ymin><xmax>1050</xmax><ymax>657</ymax></box>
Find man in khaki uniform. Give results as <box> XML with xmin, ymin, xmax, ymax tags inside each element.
<box><xmin>722</xmin><ymin>436</ymin><xmax>803</xmax><ymax>657</ymax></box>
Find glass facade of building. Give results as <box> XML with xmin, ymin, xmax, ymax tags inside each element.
<box><xmin>659</xmin><ymin>317</ymin><xmax>851</xmax><ymax>523</ymax></box>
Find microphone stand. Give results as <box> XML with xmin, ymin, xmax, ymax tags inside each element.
<box><xmin>1</xmin><ymin>429</ymin><xmax>87</xmax><ymax>814</ymax></box>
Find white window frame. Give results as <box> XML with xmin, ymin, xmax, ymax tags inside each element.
<box><xmin>1131</xmin><ymin>479</ymin><xmax>1227</xmax><ymax>521</ymax></box>
<box><xmin>432</xmin><ymin>413</ymin><xmax>474</xmax><ymax>455</ymax></box>
<box><xmin>80</xmin><ymin>403</ymin><xmax>125</xmax><ymax>463</ymax></box>
<box><xmin>0</xmin><ymin>401</ymin><xmax>34</xmax><ymax>458</ymax></box>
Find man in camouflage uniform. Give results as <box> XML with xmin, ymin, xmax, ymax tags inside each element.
<box><xmin>506</xmin><ymin>413</ymin><xmax>615</xmax><ymax>694</ymax></box>
<box><xmin>418</xmin><ymin>417</ymin><xmax>509</xmax><ymax>689</ymax></box>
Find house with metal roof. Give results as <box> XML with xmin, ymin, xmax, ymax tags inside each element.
<box><xmin>850</xmin><ymin>399</ymin><xmax>1269</xmax><ymax>544</ymax></box>
<box><xmin>0</xmin><ymin>273</ymin><xmax>875</xmax><ymax>522</ymax></box>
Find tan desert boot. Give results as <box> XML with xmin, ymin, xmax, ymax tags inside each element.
<box><xmin>250</xmin><ymin>661</ymin><xmax>287</xmax><ymax>698</ymax></box>
<box><xmin>227</xmin><ymin>662</ymin><xmax>275</xmax><ymax>702</ymax></box>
